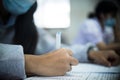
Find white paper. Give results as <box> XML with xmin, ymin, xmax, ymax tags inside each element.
<box><xmin>25</xmin><ymin>63</ymin><xmax>120</xmax><ymax>80</ymax></box>
<box><xmin>71</xmin><ymin>63</ymin><xmax>120</xmax><ymax>73</ymax></box>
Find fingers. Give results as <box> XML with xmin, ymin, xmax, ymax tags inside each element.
<box><xmin>69</xmin><ymin>57</ymin><xmax>79</xmax><ymax>66</ymax></box>
<box><xmin>108</xmin><ymin>53</ymin><xmax>120</xmax><ymax>66</ymax></box>
<box><xmin>64</xmin><ymin>48</ymin><xmax>78</xmax><ymax>66</ymax></box>
<box><xmin>95</xmin><ymin>50</ymin><xmax>120</xmax><ymax>66</ymax></box>
<box><xmin>66</xmin><ymin>57</ymin><xmax>78</xmax><ymax>72</ymax></box>
<box><xmin>94</xmin><ymin>56</ymin><xmax>111</xmax><ymax>67</ymax></box>
<box><xmin>64</xmin><ymin>48</ymin><xmax>78</xmax><ymax>71</ymax></box>
<box><xmin>67</xmin><ymin>66</ymin><xmax>72</xmax><ymax>72</ymax></box>
<box><xmin>57</xmin><ymin>48</ymin><xmax>78</xmax><ymax>72</ymax></box>
<box><xmin>58</xmin><ymin>48</ymin><xmax>78</xmax><ymax>65</ymax></box>
<box><xmin>104</xmin><ymin>51</ymin><xmax>120</xmax><ymax>66</ymax></box>
<box><xmin>100</xmin><ymin>57</ymin><xmax>111</xmax><ymax>67</ymax></box>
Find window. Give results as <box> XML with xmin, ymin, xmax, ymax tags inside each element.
<box><xmin>34</xmin><ymin>0</ymin><xmax>70</xmax><ymax>28</ymax></box>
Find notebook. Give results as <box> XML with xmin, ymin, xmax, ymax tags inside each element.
<box><xmin>25</xmin><ymin>63</ymin><xmax>120</xmax><ymax>80</ymax></box>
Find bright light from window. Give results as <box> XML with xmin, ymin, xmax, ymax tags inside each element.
<box><xmin>34</xmin><ymin>0</ymin><xmax>70</xmax><ymax>28</ymax></box>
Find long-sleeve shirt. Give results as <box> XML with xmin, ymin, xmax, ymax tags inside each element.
<box><xmin>0</xmin><ymin>43</ymin><xmax>26</xmax><ymax>79</ymax></box>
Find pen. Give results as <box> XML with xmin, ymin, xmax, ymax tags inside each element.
<box><xmin>56</xmin><ymin>32</ymin><xmax>61</xmax><ymax>49</ymax></box>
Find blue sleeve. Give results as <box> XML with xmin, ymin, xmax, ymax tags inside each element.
<box><xmin>0</xmin><ymin>43</ymin><xmax>26</xmax><ymax>79</ymax></box>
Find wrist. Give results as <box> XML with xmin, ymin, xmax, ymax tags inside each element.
<box><xmin>25</xmin><ymin>55</ymin><xmax>47</xmax><ymax>76</ymax></box>
<box><xmin>88</xmin><ymin>47</ymin><xmax>98</xmax><ymax>61</ymax></box>
<box><xmin>24</xmin><ymin>55</ymin><xmax>38</xmax><ymax>75</ymax></box>
<box><xmin>88</xmin><ymin>50</ymin><xmax>96</xmax><ymax>61</ymax></box>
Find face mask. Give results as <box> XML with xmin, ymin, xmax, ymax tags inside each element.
<box><xmin>3</xmin><ymin>0</ymin><xmax>36</xmax><ymax>15</ymax></box>
<box><xmin>104</xmin><ymin>18</ymin><xmax>116</xmax><ymax>27</ymax></box>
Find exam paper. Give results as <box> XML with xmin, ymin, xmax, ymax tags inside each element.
<box><xmin>72</xmin><ymin>63</ymin><xmax>120</xmax><ymax>73</ymax></box>
<box><xmin>25</xmin><ymin>63</ymin><xmax>120</xmax><ymax>80</ymax></box>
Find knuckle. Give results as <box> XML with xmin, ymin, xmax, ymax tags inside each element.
<box><xmin>60</xmin><ymin>48</ymin><xmax>67</xmax><ymax>51</ymax></box>
<box><xmin>67</xmin><ymin>48</ymin><xmax>73</xmax><ymax>52</ymax></box>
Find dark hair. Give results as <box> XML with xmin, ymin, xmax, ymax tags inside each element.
<box><xmin>87</xmin><ymin>12</ymin><xmax>96</xmax><ymax>18</ymax></box>
<box><xmin>95</xmin><ymin>0</ymin><xmax>118</xmax><ymax>19</ymax></box>
<box><xmin>13</xmin><ymin>2</ymin><xmax>38</xmax><ymax>54</ymax></box>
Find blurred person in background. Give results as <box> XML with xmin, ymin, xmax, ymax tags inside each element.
<box><xmin>74</xmin><ymin>0</ymin><xmax>120</xmax><ymax>54</ymax></box>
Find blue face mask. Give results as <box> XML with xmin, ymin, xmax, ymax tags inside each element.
<box><xmin>3</xmin><ymin>0</ymin><xmax>36</xmax><ymax>15</ymax></box>
<box><xmin>104</xmin><ymin>18</ymin><xmax>116</xmax><ymax>27</ymax></box>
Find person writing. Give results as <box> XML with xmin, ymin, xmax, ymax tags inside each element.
<box><xmin>0</xmin><ymin>0</ymin><xmax>119</xmax><ymax>80</ymax></box>
<box><xmin>0</xmin><ymin>0</ymin><xmax>78</xmax><ymax>79</ymax></box>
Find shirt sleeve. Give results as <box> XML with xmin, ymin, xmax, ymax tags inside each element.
<box><xmin>83</xmin><ymin>22</ymin><xmax>104</xmax><ymax>45</ymax></box>
<box><xmin>0</xmin><ymin>43</ymin><xmax>26</xmax><ymax>79</ymax></box>
<box><xmin>35</xmin><ymin>28</ymin><xmax>56</xmax><ymax>55</ymax></box>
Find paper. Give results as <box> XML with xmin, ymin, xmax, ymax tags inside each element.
<box><xmin>71</xmin><ymin>63</ymin><xmax>120</xmax><ymax>73</ymax></box>
<box><xmin>25</xmin><ymin>63</ymin><xmax>120</xmax><ymax>80</ymax></box>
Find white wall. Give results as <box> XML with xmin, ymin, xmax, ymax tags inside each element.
<box><xmin>35</xmin><ymin>0</ymin><xmax>100</xmax><ymax>44</ymax></box>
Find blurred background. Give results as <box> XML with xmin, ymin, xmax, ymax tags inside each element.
<box><xmin>34</xmin><ymin>0</ymin><xmax>119</xmax><ymax>44</ymax></box>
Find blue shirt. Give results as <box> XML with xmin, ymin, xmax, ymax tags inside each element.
<box><xmin>0</xmin><ymin>16</ymin><xmax>17</xmax><ymax>44</ymax></box>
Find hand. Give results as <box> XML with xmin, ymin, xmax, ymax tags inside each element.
<box><xmin>25</xmin><ymin>48</ymin><xmax>78</xmax><ymax>76</ymax></box>
<box><xmin>88</xmin><ymin>50</ymin><xmax>120</xmax><ymax>67</ymax></box>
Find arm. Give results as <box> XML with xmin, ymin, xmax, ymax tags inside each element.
<box><xmin>0</xmin><ymin>35</ymin><xmax>77</xmax><ymax>77</ymax></box>
<box><xmin>69</xmin><ymin>43</ymin><xmax>120</xmax><ymax>66</ymax></box>
<box><xmin>0</xmin><ymin>43</ymin><xmax>78</xmax><ymax>78</ymax></box>
<box><xmin>0</xmin><ymin>43</ymin><xmax>26</xmax><ymax>80</ymax></box>
<box><xmin>97</xmin><ymin>42</ymin><xmax>120</xmax><ymax>50</ymax></box>
<box><xmin>113</xmin><ymin>14</ymin><xmax>120</xmax><ymax>42</ymax></box>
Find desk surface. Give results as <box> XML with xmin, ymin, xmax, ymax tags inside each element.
<box><xmin>25</xmin><ymin>63</ymin><xmax>120</xmax><ymax>80</ymax></box>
